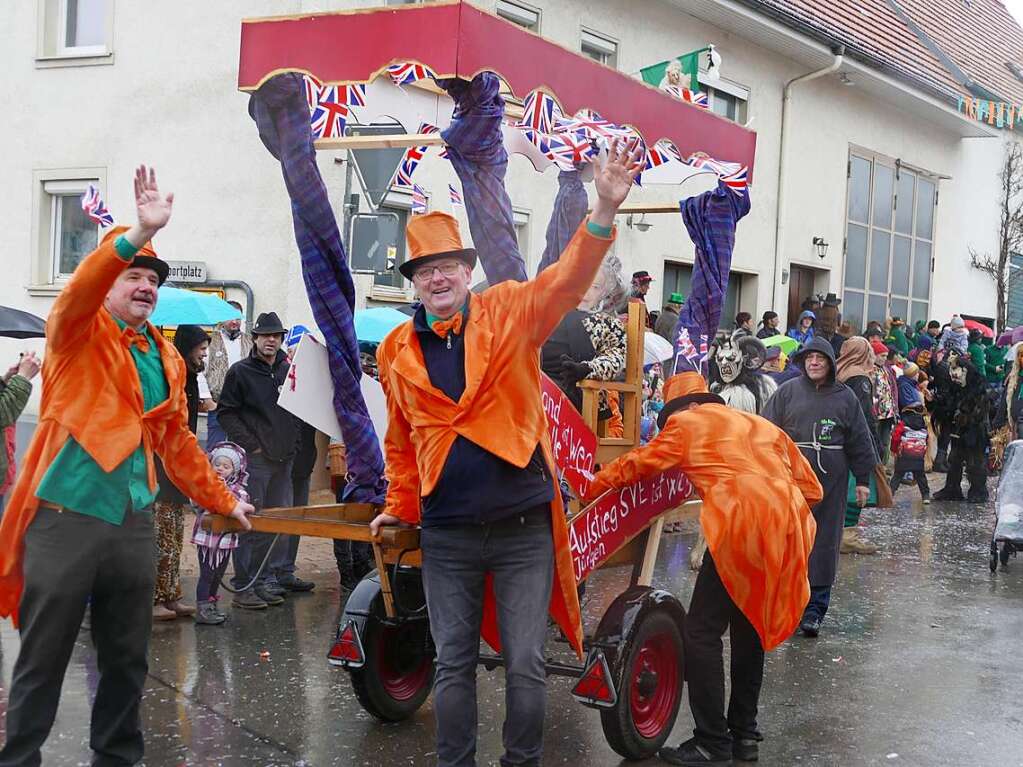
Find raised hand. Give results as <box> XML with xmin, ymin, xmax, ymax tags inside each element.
<box><xmin>129</xmin><ymin>165</ymin><xmax>174</xmax><ymax>244</ymax></box>
<box><xmin>591</xmin><ymin>139</ymin><xmax>645</xmax><ymax>228</ymax></box>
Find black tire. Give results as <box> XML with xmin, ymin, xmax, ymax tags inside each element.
<box><xmin>349</xmin><ymin>602</ymin><xmax>435</xmax><ymax>722</ymax></box>
<box><xmin>601</xmin><ymin>609</ymin><xmax>684</xmax><ymax>760</ymax></box>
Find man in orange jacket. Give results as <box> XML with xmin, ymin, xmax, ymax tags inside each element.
<box><xmin>585</xmin><ymin>371</ymin><xmax>822</xmax><ymax>767</ymax></box>
<box><xmin>370</xmin><ymin>140</ymin><xmax>642</xmax><ymax>767</ymax></box>
<box><xmin>0</xmin><ymin>166</ymin><xmax>252</xmax><ymax>767</ymax></box>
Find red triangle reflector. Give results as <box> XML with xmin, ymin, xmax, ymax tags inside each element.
<box><xmin>327</xmin><ymin>620</ymin><xmax>365</xmax><ymax>668</ymax></box>
<box><xmin>571</xmin><ymin>650</ymin><xmax>617</xmax><ymax>708</ymax></box>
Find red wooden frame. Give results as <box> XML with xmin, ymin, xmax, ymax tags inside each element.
<box><xmin>238</xmin><ymin>0</ymin><xmax>757</xmax><ymax>179</ymax></box>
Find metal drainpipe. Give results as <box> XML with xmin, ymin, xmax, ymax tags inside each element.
<box><xmin>772</xmin><ymin>47</ymin><xmax>845</xmax><ymax>318</ymax></box>
<box><xmin>202</xmin><ymin>279</ymin><xmax>256</xmax><ymax>323</ymax></box>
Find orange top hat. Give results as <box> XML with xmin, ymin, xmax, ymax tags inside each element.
<box><xmin>399</xmin><ymin>211</ymin><xmax>477</xmax><ymax>280</ymax></box>
<box><xmin>657</xmin><ymin>371</ymin><xmax>724</xmax><ymax>430</ymax></box>
<box><xmin>101</xmin><ymin>225</ymin><xmax>169</xmax><ymax>285</ymax></box>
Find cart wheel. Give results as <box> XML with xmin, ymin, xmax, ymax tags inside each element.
<box><xmin>349</xmin><ymin>601</ymin><xmax>434</xmax><ymax>722</ymax></box>
<box><xmin>600</xmin><ymin>610</ymin><xmax>684</xmax><ymax>760</ymax></box>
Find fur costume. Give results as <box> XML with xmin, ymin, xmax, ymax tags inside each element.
<box><xmin>934</xmin><ymin>351</ymin><xmax>990</xmax><ymax>502</ymax></box>
<box><xmin>708</xmin><ymin>333</ymin><xmax>778</xmax><ymax>415</ymax></box>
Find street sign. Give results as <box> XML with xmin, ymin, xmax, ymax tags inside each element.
<box><xmin>347</xmin><ymin>122</ymin><xmax>407</xmax><ymax>210</ymax></box>
<box><xmin>166</xmin><ymin>261</ymin><xmax>207</xmax><ymax>283</ymax></box>
<box><xmin>349</xmin><ymin>212</ymin><xmax>401</xmax><ymax>273</ymax></box>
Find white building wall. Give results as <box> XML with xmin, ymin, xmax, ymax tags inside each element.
<box><xmin>0</xmin><ymin>0</ymin><xmax>1004</xmax><ymax>417</ymax></box>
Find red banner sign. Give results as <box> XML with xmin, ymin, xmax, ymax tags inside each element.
<box><xmin>541</xmin><ymin>375</ymin><xmax>598</xmax><ymax>499</ymax></box>
<box><xmin>569</xmin><ymin>468</ymin><xmax>694</xmax><ymax>583</ymax></box>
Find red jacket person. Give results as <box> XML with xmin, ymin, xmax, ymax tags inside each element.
<box><xmin>585</xmin><ymin>372</ymin><xmax>822</xmax><ymax>766</ymax></box>
<box><xmin>370</xmin><ymin>141</ymin><xmax>643</xmax><ymax>767</ymax></box>
<box><xmin>0</xmin><ymin>166</ymin><xmax>252</xmax><ymax>767</ymax></box>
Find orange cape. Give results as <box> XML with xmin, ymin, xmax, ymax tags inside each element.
<box><xmin>588</xmin><ymin>402</ymin><xmax>822</xmax><ymax>650</ymax></box>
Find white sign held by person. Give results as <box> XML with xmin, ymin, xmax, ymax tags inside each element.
<box><xmin>277</xmin><ymin>334</ymin><xmax>388</xmax><ymax>444</ymax></box>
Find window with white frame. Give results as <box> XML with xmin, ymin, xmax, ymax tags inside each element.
<box><xmin>842</xmin><ymin>151</ymin><xmax>937</xmax><ymax>332</ymax></box>
<box><xmin>513</xmin><ymin>208</ymin><xmax>531</xmax><ymax>270</ymax></box>
<box><xmin>44</xmin><ymin>179</ymin><xmax>101</xmax><ymax>281</ymax></box>
<box><xmin>37</xmin><ymin>0</ymin><xmax>112</xmax><ymax>65</ymax></box>
<box><xmin>581</xmin><ymin>29</ymin><xmax>617</xmax><ymax>69</ymax></box>
<box><xmin>496</xmin><ymin>0</ymin><xmax>540</xmax><ymax>32</ymax></box>
<box><xmin>698</xmin><ymin>74</ymin><xmax>749</xmax><ymax>124</ymax></box>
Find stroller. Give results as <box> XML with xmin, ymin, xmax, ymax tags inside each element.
<box><xmin>990</xmin><ymin>439</ymin><xmax>1023</xmax><ymax>572</ymax></box>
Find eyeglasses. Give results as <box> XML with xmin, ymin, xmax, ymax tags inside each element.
<box><xmin>412</xmin><ymin>262</ymin><xmax>463</xmax><ymax>282</ymax></box>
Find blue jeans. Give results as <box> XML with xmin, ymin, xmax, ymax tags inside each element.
<box><xmin>804</xmin><ymin>585</ymin><xmax>832</xmax><ymax>622</ymax></box>
<box><xmin>231</xmin><ymin>454</ymin><xmax>293</xmax><ymax>590</ymax></box>
<box><xmin>420</xmin><ymin>506</ymin><xmax>555</xmax><ymax>767</ymax></box>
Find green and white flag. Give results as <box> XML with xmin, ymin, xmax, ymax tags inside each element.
<box><xmin>640</xmin><ymin>50</ymin><xmax>701</xmax><ymax>91</ymax></box>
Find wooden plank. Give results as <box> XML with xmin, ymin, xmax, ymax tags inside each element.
<box><xmin>202</xmin><ymin>514</ymin><xmax>419</xmax><ymax>549</ymax></box>
<box><xmin>372</xmin><ymin>542</ymin><xmax>396</xmax><ymax>618</ymax></box>
<box><xmin>636</xmin><ymin>517</ymin><xmax>664</xmax><ymax>586</ymax></box>
<box><xmin>577</xmin><ymin>381</ymin><xmax>642</xmax><ymax>393</ymax></box>
<box><xmin>588</xmin><ymin>204</ymin><xmax>682</xmax><ymax>215</ymax></box>
<box><xmin>314</xmin><ymin>133</ymin><xmax>445</xmax><ymax>150</ymax></box>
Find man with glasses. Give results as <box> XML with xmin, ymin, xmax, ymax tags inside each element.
<box><xmin>370</xmin><ymin>140</ymin><xmax>643</xmax><ymax>767</ymax></box>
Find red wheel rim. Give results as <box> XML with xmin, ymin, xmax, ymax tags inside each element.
<box><xmin>629</xmin><ymin>632</ymin><xmax>681</xmax><ymax>739</ymax></box>
<box><xmin>375</xmin><ymin>625</ymin><xmax>432</xmax><ymax>702</ymax></box>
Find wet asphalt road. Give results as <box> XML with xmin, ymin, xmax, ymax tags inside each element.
<box><xmin>2</xmin><ymin>483</ymin><xmax>1023</xmax><ymax>766</ymax></box>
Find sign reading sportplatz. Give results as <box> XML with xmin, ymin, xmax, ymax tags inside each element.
<box><xmin>166</xmin><ymin>261</ymin><xmax>207</xmax><ymax>284</ymax></box>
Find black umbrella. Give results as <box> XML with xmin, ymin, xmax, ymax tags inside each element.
<box><xmin>0</xmin><ymin>306</ymin><xmax>46</xmax><ymax>339</ymax></box>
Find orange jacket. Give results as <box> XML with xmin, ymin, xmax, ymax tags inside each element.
<box><xmin>0</xmin><ymin>237</ymin><xmax>237</xmax><ymax>623</ymax></box>
<box><xmin>376</xmin><ymin>221</ymin><xmax>615</xmax><ymax>657</ymax></box>
<box><xmin>587</xmin><ymin>404</ymin><xmax>823</xmax><ymax>650</ymax></box>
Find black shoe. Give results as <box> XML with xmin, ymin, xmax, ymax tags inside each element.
<box><xmin>799</xmin><ymin>616</ymin><xmax>822</xmax><ymax>638</ymax></box>
<box><xmin>254</xmin><ymin>586</ymin><xmax>285</xmax><ymax>606</ymax></box>
<box><xmin>339</xmin><ymin>571</ymin><xmax>363</xmax><ymax>592</ymax></box>
<box><xmin>967</xmin><ymin>494</ymin><xmax>989</xmax><ymax>504</ymax></box>
<box><xmin>659</xmin><ymin>738</ymin><xmax>733</xmax><ymax>766</ymax></box>
<box><xmin>232</xmin><ymin>589</ymin><xmax>268</xmax><ymax>610</ymax></box>
<box><xmin>732</xmin><ymin>738</ymin><xmax>759</xmax><ymax>762</ymax></box>
<box><xmin>933</xmin><ymin>488</ymin><xmax>964</xmax><ymax>502</ymax></box>
<box><xmin>278</xmin><ymin>575</ymin><xmax>316</xmax><ymax>592</ymax></box>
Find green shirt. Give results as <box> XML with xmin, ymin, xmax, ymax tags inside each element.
<box><xmin>36</xmin><ymin>237</ymin><xmax>169</xmax><ymax>524</ymax></box>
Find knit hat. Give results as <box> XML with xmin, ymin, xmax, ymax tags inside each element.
<box><xmin>208</xmin><ymin>442</ymin><xmax>243</xmax><ymax>477</ymax></box>
<box><xmin>950</xmin><ymin>315</ymin><xmax>966</xmax><ymax>330</ymax></box>
<box><xmin>870</xmin><ymin>339</ymin><xmax>889</xmax><ymax>356</ymax></box>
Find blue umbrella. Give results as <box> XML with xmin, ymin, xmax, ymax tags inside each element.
<box><xmin>354</xmin><ymin>307</ymin><xmax>411</xmax><ymax>345</ymax></box>
<box><xmin>149</xmin><ymin>286</ymin><xmax>242</xmax><ymax>326</ymax></box>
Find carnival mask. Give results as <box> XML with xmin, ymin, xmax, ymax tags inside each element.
<box><xmin>948</xmin><ymin>352</ymin><xmax>967</xmax><ymax>387</ymax></box>
<box><xmin>713</xmin><ymin>334</ymin><xmax>767</xmax><ymax>384</ymax></box>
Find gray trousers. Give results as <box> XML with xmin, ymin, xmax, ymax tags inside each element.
<box><xmin>420</xmin><ymin>507</ymin><xmax>555</xmax><ymax>767</ymax></box>
<box><xmin>0</xmin><ymin>506</ymin><xmax>155</xmax><ymax>767</ymax></box>
<box><xmin>231</xmin><ymin>454</ymin><xmax>293</xmax><ymax>590</ymax></box>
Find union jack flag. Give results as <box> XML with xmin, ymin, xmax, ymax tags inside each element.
<box><xmin>662</xmin><ymin>84</ymin><xmax>709</xmax><ymax>109</ymax></box>
<box><xmin>448</xmin><ymin>184</ymin><xmax>463</xmax><ymax>207</ymax></box>
<box><xmin>310</xmin><ymin>95</ymin><xmax>350</xmax><ymax>139</ymax></box>
<box><xmin>645</xmin><ymin>142</ymin><xmax>682</xmax><ymax>170</ymax></box>
<box><xmin>673</xmin><ymin>327</ymin><xmax>710</xmax><ymax>372</ymax></box>
<box><xmin>387</xmin><ymin>61</ymin><xmax>434</xmax><ymax>86</ymax></box>
<box><xmin>411</xmin><ymin>184</ymin><xmax>427</xmax><ymax>215</ymax></box>
<box><xmin>721</xmin><ymin>166</ymin><xmax>750</xmax><ymax>197</ymax></box>
<box><xmin>544</xmin><ymin>129</ymin><xmax>599</xmax><ymax>170</ymax></box>
<box><xmin>555</xmin><ymin>110</ymin><xmax>634</xmax><ymax>143</ymax></box>
<box><xmin>392</xmin><ymin>143</ymin><xmax>427</xmax><ymax>188</ymax></box>
<box><xmin>685</xmin><ymin>152</ymin><xmax>742</xmax><ymax>177</ymax></box>
<box><xmin>302</xmin><ymin>75</ymin><xmax>323</xmax><ymax>108</ymax></box>
<box><xmin>518</xmin><ymin>90</ymin><xmax>562</xmax><ymax>134</ymax></box>
<box><xmin>81</xmin><ymin>184</ymin><xmax>114</xmax><ymax>227</ymax></box>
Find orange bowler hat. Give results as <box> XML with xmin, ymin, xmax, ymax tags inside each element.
<box><xmin>101</xmin><ymin>225</ymin><xmax>169</xmax><ymax>285</ymax></box>
<box><xmin>399</xmin><ymin>211</ymin><xmax>477</xmax><ymax>280</ymax></box>
<box><xmin>657</xmin><ymin>372</ymin><xmax>724</xmax><ymax>430</ymax></box>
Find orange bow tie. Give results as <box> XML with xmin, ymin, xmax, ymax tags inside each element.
<box><xmin>121</xmin><ymin>326</ymin><xmax>151</xmax><ymax>354</ymax></box>
<box><xmin>431</xmin><ymin>312</ymin><xmax>463</xmax><ymax>340</ymax></box>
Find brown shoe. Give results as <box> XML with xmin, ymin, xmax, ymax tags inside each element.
<box><xmin>841</xmin><ymin>527</ymin><xmax>878</xmax><ymax>555</ymax></box>
<box><xmin>153</xmin><ymin>604</ymin><xmax>177</xmax><ymax>621</ymax></box>
<box><xmin>165</xmin><ymin>600</ymin><xmax>196</xmax><ymax>617</ymax></box>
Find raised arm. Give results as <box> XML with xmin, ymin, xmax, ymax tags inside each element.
<box><xmin>49</xmin><ymin>166</ymin><xmax>174</xmax><ymax>354</ymax></box>
<box><xmin>506</xmin><ymin>140</ymin><xmax>644</xmax><ymax>348</ymax></box>
<box><xmin>585</xmin><ymin>414</ymin><xmax>688</xmax><ymax>501</ymax></box>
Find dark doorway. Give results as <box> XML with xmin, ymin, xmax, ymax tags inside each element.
<box><xmin>787</xmin><ymin>266</ymin><xmax>818</xmax><ymax>331</ymax></box>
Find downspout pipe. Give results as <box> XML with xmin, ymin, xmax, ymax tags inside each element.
<box><xmin>772</xmin><ymin>47</ymin><xmax>845</xmax><ymax>319</ymax></box>
<box><xmin>202</xmin><ymin>279</ymin><xmax>256</xmax><ymax>323</ymax></box>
